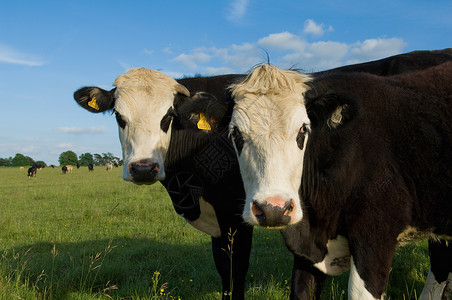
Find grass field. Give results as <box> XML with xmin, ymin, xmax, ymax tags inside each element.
<box><xmin>0</xmin><ymin>166</ymin><xmax>431</xmax><ymax>299</ymax></box>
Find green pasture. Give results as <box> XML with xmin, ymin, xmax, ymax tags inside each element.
<box><xmin>0</xmin><ymin>166</ymin><xmax>430</xmax><ymax>299</ymax></box>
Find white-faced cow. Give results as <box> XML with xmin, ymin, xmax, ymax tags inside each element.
<box><xmin>229</xmin><ymin>62</ymin><xmax>452</xmax><ymax>299</ymax></box>
<box><xmin>73</xmin><ymin>49</ymin><xmax>452</xmax><ymax>299</ymax></box>
<box><xmin>74</xmin><ymin>68</ymin><xmax>250</xmax><ymax>299</ymax></box>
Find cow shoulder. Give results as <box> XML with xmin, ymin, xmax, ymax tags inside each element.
<box><xmin>73</xmin><ymin>86</ymin><xmax>116</xmax><ymax>113</ymax></box>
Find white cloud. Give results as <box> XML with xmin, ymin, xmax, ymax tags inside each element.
<box><xmin>172</xmin><ymin>50</ymin><xmax>211</xmax><ymax>70</ymax></box>
<box><xmin>55</xmin><ymin>126</ymin><xmax>107</xmax><ymax>134</ymax></box>
<box><xmin>0</xmin><ymin>44</ymin><xmax>45</xmax><ymax>66</ymax></box>
<box><xmin>56</xmin><ymin>143</ymin><xmax>74</xmax><ymax>149</ymax></box>
<box><xmin>303</xmin><ymin>19</ymin><xmax>333</xmax><ymax>37</ymax></box>
<box><xmin>347</xmin><ymin>38</ymin><xmax>407</xmax><ymax>64</ymax></box>
<box><xmin>226</xmin><ymin>0</ymin><xmax>249</xmax><ymax>23</ymax></box>
<box><xmin>169</xmin><ymin>19</ymin><xmax>407</xmax><ymax>75</ymax></box>
<box><xmin>258</xmin><ymin>32</ymin><xmax>307</xmax><ymax>52</ymax></box>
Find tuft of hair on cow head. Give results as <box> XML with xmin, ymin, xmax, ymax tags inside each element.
<box><xmin>73</xmin><ymin>87</ymin><xmax>116</xmax><ymax>113</ymax></box>
<box><xmin>174</xmin><ymin>92</ymin><xmax>229</xmax><ymax>133</ymax></box>
<box><xmin>305</xmin><ymin>90</ymin><xmax>360</xmax><ymax>130</ymax></box>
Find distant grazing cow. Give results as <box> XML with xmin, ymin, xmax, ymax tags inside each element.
<box><xmin>27</xmin><ymin>166</ymin><xmax>37</xmax><ymax>178</ymax></box>
<box><xmin>88</xmin><ymin>164</ymin><xmax>94</xmax><ymax>171</ymax></box>
<box><xmin>105</xmin><ymin>163</ymin><xmax>113</xmax><ymax>171</ymax></box>
<box><xmin>62</xmin><ymin>166</ymin><xmax>68</xmax><ymax>174</ymax></box>
<box><xmin>73</xmin><ymin>49</ymin><xmax>452</xmax><ymax>300</ymax></box>
<box><xmin>77</xmin><ymin>163</ymin><xmax>80</xmax><ymax>169</ymax></box>
<box><xmin>229</xmin><ymin>63</ymin><xmax>452</xmax><ymax>299</ymax></box>
<box><xmin>65</xmin><ymin>165</ymin><xmax>73</xmax><ymax>172</ymax></box>
<box><xmin>19</xmin><ymin>166</ymin><xmax>25</xmax><ymax>170</ymax></box>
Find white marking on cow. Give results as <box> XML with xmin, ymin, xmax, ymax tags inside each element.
<box><xmin>229</xmin><ymin>64</ymin><xmax>311</xmax><ymax>226</ymax></box>
<box><xmin>419</xmin><ymin>267</ymin><xmax>451</xmax><ymax>300</ymax></box>
<box><xmin>314</xmin><ymin>235</ymin><xmax>350</xmax><ymax>275</ymax></box>
<box><xmin>348</xmin><ymin>256</ymin><xmax>380</xmax><ymax>300</ymax></box>
<box><xmin>112</xmin><ymin>68</ymin><xmax>189</xmax><ymax>182</ymax></box>
<box><xmin>186</xmin><ymin>197</ymin><xmax>221</xmax><ymax>238</ymax></box>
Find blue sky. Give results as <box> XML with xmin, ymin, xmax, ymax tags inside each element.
<box><xmin>1</xmin><ymin>0</ymin><xmax>451</xmax><ymax>165</ymax></box>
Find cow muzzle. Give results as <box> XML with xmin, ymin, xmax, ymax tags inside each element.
<box><xmin>128</xmin><ymin>159</ymin><xmax>160</xmax><ymax>184</ymax></box>
<box><xmin>251</xmin><ymin>196</ymin><xmax>296</xmax><ymax>228</ymax></box>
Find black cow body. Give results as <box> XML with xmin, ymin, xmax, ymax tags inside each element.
<box><xmin>285</xmin><ymin>61</ymin><xmax>452</xmax><ymax>299</ymax></box>
<box><xmin>27</xmin><ymin>166</ymin><xmax>37</xmax><ymax>178</ymax></box>
<box><xmin>88</xmin><ymin>164</ymin><xmax>94</xmax><ymax>171</ymax></box>
<box><xmin>169</xmin><ymin>50</ymin><xmax>452</xmax><ymax>299</ymax></box>
<box><xmin>161</xmin><ymin>90</ymin><xmax>251</xmax><ymax>300</ymax></box>
<box><xmin>62</xmin><ymin>165</ymin><xmax>68</xmax><ymax>174</ymax></box>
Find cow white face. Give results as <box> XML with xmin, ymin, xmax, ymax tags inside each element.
<box><xmin>74</xmin><ymin>68</ymin><xmax>190</xmax><ymax>184</ymax></box>
<box><xmin>229</xmin><ymin>64</ymin><xmax>312</xmax><ymax>228</ymax></box>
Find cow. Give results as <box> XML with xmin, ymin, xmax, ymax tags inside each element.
<box><xmin>27</xmin><ymin>166</ymin><xmax>37</xmax><ymax>178</ymax></box>
<box><xmin>74</xmin><ymin>69</ymin><xmax>249</xmax><ymax>299</ymax></box>
<box><xmin>19</xmin><ymin>166</ymin><xmax>25</xmax><ymax>170</ymax></box>
<box><xmin>88</xmin><ymin>164</ymin><xmax>94</xmax><ymax>171</ymax></box>
<box><xmin>74</xmin><ymin>52</ymin><xmax>452</xmax><ymax>299</ymax></box>
<box><xmin>65</xmin><ymin>165</ymin><xmax>73</xmax><ymax>172</ymax></box>
<box><xmin>106</xmin><ymin>163</ymin><xmax>113</xmax><ymax>171</ymax></box>
<box><xmin>77</xmin><ymin>163</ymin><xmax>81</xmax><ymax>169</ymax></box>
<box><xmin>72</xmin><ymin>49</ymin><xmax>452</xmax><ymax>300</ymax></box>
<box><xmin>228</xmin><ymin>62</ymin><xmax>452</xmax><ymax>299</ymax></box>
<box><xmin>62</xmin><ymin>165</ymin><xmax>68</xmax><ymax>174</ymax></box>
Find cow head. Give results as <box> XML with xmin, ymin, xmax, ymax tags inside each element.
<box><xmin>73</xmin><ymin>68</ymin><xmax>190</xmax><ymax>184</ymax></box>
<box><xmin>229</xmin><ymin>64</ymin><xmax>312</xmax><ymax>228</ymax></box>
<box><xmin>229</xmin><ymin>64</ymin><xmax>359</xmax><ymax>228</ymax></box>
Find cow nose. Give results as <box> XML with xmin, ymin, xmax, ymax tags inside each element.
<box><xmin>251</xmin><ymin>196</ymin><xmax>295</xmax><ymax>227</ymax></box>
<box><xmin>129</xmin><ymin>159</ymin><xmax>160</xmax><ymax>183</ymax></box>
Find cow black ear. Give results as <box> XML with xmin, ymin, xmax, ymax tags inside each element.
<box><xmin>73</xmin><ymin>87</ymin><xmax>116</xmax><ymax>113</ymax></box>
<box><xmin>178</xmin><ymin>92</ymin><xmax>228</xmax><ymax>132</ymax></box>
<box><xmin>306</xmin><ymin>91</ymin><xmax>360</xmax><ymax>130</ymax></box>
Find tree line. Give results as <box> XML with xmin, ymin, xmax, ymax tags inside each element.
<box><xmin>0</xmin><ymin>151</ymin><xmax>122</xmax><ymax>167</ymax></box>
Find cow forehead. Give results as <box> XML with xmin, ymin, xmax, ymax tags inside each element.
<box><xmin>230</xmin><ymin>64</ymin><xmax>312</xmax><ymax>133</ymax></box>
<box><xmin>113</xmin><ymin>68</ymin><xmax>179</xmax><ymax>113</ymax></box>
<box><xmin>233</xmin><ymin>94</ymin><xmax>307</xmax><ymax>136</ymax></box>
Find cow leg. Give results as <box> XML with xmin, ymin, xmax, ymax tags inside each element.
<box><xmin>290</xmin><ymin>255</ymin><xmax>327</xmax><ymax>300</ymax></box>
<box><xmin>211</xmin><ymin>223</ymin><xmax>253</xmax><ymax>300</ymax></box>
<box><xmin>347</xmin><ymin>238</ymin><xmax>396</xmax><ymax>300</ymax></box>
<box><xmin>419</xmin><ymin>239</ymin><xmax>452</xmax><ymax>300</ymax></box>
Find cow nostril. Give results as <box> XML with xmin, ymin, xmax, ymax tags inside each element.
<box><xmin>287</xmin><ymin>202</ymin><xmax>294</xmax><ymax>213</ymax></box>
<box><xmin>128</xmin><ymin>160</ymin><xmax>160</xmax><ymax>182</ymax></box>
<box><xmin>252</xmin><ymin>201</ymin><xmax>266</xmax><ymax>220</ymax></box>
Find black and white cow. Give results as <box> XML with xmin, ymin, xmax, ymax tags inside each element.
<box><xmin>73</xmin><ymin>49</ymin><xmax>452</xmax><ymax>299</ymax></box>
<box><xmin>27</xmin><ymin>166</ymin><xmax>37</xmax><ymax>178</ymax></box>
<box><xmin>229</xmin><ymin>62</ymin><xmax>452</xmax><ymax>299</ymax></box>
<box><xmin>74</xmin><ymin>69</ymin><xmax>250</xmax><ymax>299</ymax></box>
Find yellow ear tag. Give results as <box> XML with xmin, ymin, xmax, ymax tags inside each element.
<box><xmin>88</xmin><ymin>96</ymin><xmax>100</xmax><ymax>110</ymax></box>
<box><xmin>197</xmin><ymin>113</ymin><xmax>211</xmax><ymax>130</ymax></box>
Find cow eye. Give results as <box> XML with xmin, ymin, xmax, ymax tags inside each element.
<box><xmin>231</xmin><ymin>126</ymin><xmax>244</xmax><ymax>155</ymax></box>
<box><xmin>115</xmin><ymin>111</ymin><xmax>127</xmax><ymax>129</ymax></box>
<box><xmin>296</xmin><ymin>124</ymin><xmax>308</xmax><ymax>150</ymax></box>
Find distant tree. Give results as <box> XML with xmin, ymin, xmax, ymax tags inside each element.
<box><xmin>93</xmin><ymin>153</ymin><xmax>103</xmax><ymax>166</ymax></box>
<box><xmin>11</xmin><ymin>153</ymin><xmax>31</xmax><ymax>166</ymax></box>
<box><xmin>102</xmin><ymin>152</ymin><xmax>115</xmax><ymax>164</ymax></box>
<box><xmin>58</xmin><ymin>150</ymin><xmax>78</xmax><ymax>166</ymax></box>
<box><xmin>0</xmin><ymin>157</ymin><xmax>12</xmax><ymax>166</ymax></box>
<box><xmin>26</xmin><ymin>156</ymin><xmax>35</xmax><ymax>165</ymax></box>
<box><xmin>35</xmin><ymin>160</ymin><xmax>47</xmax><ymax>167</ymax></box>
<box><xmin>79</xmin><ymin>153</ymin><xmax>94</xmax><ymax>166</ymax></box>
